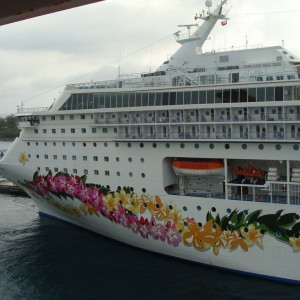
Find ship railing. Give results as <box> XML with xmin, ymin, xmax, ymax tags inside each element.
<box><xmin>116</xmin><ymin>129</ymin><xmax>300</xmax><ymax>141</ymax></box>
<box><xmin>168</xmin><ymin>189</ymin><xmax>300</xmax><ymax>205</ymax></box>
<box><xmin>65</xmin><ymin>69</ymin><xmax>300</xmax><ymax>91</ymax></box>
<box><xmin>17</xmin><ymin>107</ymin><xmax>49</xmax><ymax>114</ymax></box>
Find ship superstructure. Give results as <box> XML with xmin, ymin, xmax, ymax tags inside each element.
<box><xmin>1</xmin><ymin>0</ymin><xmax>300</xmax><ymax>284</ymax></box>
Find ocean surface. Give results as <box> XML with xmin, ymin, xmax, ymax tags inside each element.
<box><xmin>1</xmin><ymin>141</ymin><xmax>300</xmax><ymax>300</ymax></box>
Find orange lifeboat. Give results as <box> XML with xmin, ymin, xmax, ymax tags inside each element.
<box><xmin>172</xmin><ymin>160</ymin><xmax>224</xmax><ymax>176</ymax></box>
<box><xmin>232</xmin><ymin>166</ymin><xmax>267</xmax><ymax>178</ymax></box>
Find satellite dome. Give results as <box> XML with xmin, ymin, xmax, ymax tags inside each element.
<box><xmin>205</xmin><ymin>0</ymin><xmax>212</xmax><ymax>8</ymax></box>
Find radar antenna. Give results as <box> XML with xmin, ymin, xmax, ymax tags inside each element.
<box><xmin>178</xmin><ymin>24</ymin><xmax>198</xmax><ymax>38</ymax></box>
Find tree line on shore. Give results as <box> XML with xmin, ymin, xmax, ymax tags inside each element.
<box><xmin>0</xmin><ymin>115</ymin><xmax>20</xmax><ymax>140</ymax></box>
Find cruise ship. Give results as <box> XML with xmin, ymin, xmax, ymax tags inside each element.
<box><xmin>1</xmin><ymin>0</ymin><xmax>300</xmax><ymax>284</ymax></box>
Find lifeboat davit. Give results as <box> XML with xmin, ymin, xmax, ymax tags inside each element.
<box><xmin>171</xmin><ymin>160</ymin><xmax>224</xmax><ymax>176</ymax></box>
<box><xmin>232</xmin><ymin>166</ymin><xmax>267</xmax><ymax>178</ymax></box>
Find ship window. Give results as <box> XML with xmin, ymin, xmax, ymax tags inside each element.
<box><xmin>266</xmin><ymin>87</ymin><xmax>274</xmax><ymax>101</ymax></box>
<box><xmin>116</xmin><ymin>157</ymin><xmax>120</xmax><ymax>162</ymax></box>
<box><xmin>129</xmin><ymin>93</ymin><xmax>135</xmax><ymax>107</ymax></box>
<box><xmin>177</xmin><ymin>92</ymin><xmax>183</xmax><ymax>105</ymax></box>
<box><xmin>51</xmin><ymin>116</ymin><xmax>55</xmax><ymax>120</ymax></box>
<box><xmin>70</xmin><ymin>115</ymin><xmax>74</xmax><ymax>120</ymax></box>
<box><xmin>117</xmin><ymin>171</ymin><xmax>120</xmax><ymax>176</ymax></box>
<box><xmin>275</xmin><ymin>87</ymin><xmax>283</xmax><ymax>101</ymax></box>
<box><xmin>231</xmin><ymin>89</ymin><xmax>239</xmax><ymax>103</ymax></box>
<box><xmin>92</xmin><ymin>128</ymin><xmax>96</xmax><ymax>133</ymax></box>
<box><xmin>94</xmin><ymin>170</ymin><xmax>99</xmax><ymax>175</ymax></box>
<box><xmin>105</xmin><ymin>171</ymin><xmax>110</xmax><ymax>176</ymax></box>
<box><xmin>71</xmin><ymin>128</ymin><xmax>75</xmax><ymax>133</ymax></box>
<box><xmin>141</xmin><ymin>173</ymin><xmax>145</xmax><ymax>178</ymax></box>
<box><xmin>44</xmin><ymin>142</ymin><xmax>47</xmax><ymax>146</ymax></box>
<box><xmin>73</xmin><ymin>169</ymin><xmax>77</xmax><ymax>174</ymax></box>
<box><xmin>84</xmin><ymin>169</ymin><xmax>88</xmax><ymax>175</ymax></box>
<box><xmin>53</xmin><ymin>142</ymin><xmax>56</xmax><ymax>146</ymax></box>
<box><xmin>248</xmin><ymin>88</ymin><xmax>256</xmax><ymax>102</ymax></box>
<box><xmin>257</xmin><ymin>88</ymin><xmax>265</xmax><ymax>102</ymax></box>
<box><xmin>72</xmin><ymin>156</ymin><xmax>76</xmax><ymax>160</ymax></box>
<box><xmin>93</xmin><ymin>142</ymin><xmax>97</xmax><ymax>147</ymax></box>
<box><xmin>162</xmin><ymin>93</ymin><xmax>169</xmax><ymax>105</ymax></box>
<box><xmin>149</xmin><ymin>93</ymin><xmax>155</xmax><ymax>106</ymax></box>
<box><xmin>104</xmin><ymin>94</ymin><xmax>110</xmax><ymax>108</ymax></box>
<box><xmin>282</xmin><ymin>51</ymin><xmax>288</xmax><ymax>55</ymax></box>
<box><xmin>111</xmin><ymin>94</ymin><xmax>116</xmax><ymax>108</ymax></box>
<box><xmin>63</xmin><ymin>155</ymin><xmax>67</xmax><ymax>160</ymax></box>
<box><xmin>81</xmin><ymin>128</ymin><xmax>86</xmax><ymax>133</ymax></box>
<box><xmin>93</xmin><ymin>156</ymin><xmax>98</xmax><ymax>161</ymax></box>
<box><xmin>60</xmin><ymin>115</ymin><xmax>64</xmax><ymax>120</ymax></box>
<box><xmin>199</xmin><ymin>91</ymin><xmax>206</xmax><ymax>104</ymax></box>
<box><xmin>34</xmin><ymin>129</ymin><xmax>38</xmax><ymax>134</ymax></box>
<box><xmin>191</xmin><ymin>91</ymin><xmax>198</xmax><ymax>104</ymax></box>
<box><xmin>123</xmin><ymin>93</ymin><xmax>129</xmax><ymax>107</ymax></box>
<box><xmin>35</xmin><ymin>142</ymin><xmax>38</xmax><ymax>146</ymax></box>
<box><xmin>215</xmin><ymin>90</ymin><xmax>222</xmax><ymax>103</ymax></box>
<box><xmin>103</xmin><ymin>128</ymin><xmax>108</xmax><ymax>133</ymax></box>
<box><xmin>184</xmin><ymin>92</ymin><xmax>191</xmax><ymax>105</ymax></box>
<box><xmin>266</xmin><ymin>76</ymin><xmax>273</xmax><ymax>81</ymax></box>
<box><xmin>54</xmin><ymin>168</ymin><xmax>58</xmax><ymax>172</ymax></box>
<box><xmin>53</xmin><ymin>155</ymin><xmax>57</xmax><ymax>160</ymax></box>
<box><xmin>207</xmin><ymin>90</ymin><xmax>214</xmax><ymax>104</ymax></box>
<box><xmin>240</xmin><ymin>89</ymin><xmax>247</xmax><ymax>102</ymax></box>
<box><xmin>81</xmin><ymin>114</ymin><xmax>85</xmax><ymax>120</ymax></box>
<box><xmin>42</xmin><ymin>116</ymin><xmax>46</xmax><ymax>121</ymax></box>
<box><xmin>276</xmin><ymin>76</ymin><xmax>284</xmax><ymax>80</ymax></box>
<box><xmin>61</xmin><ymin>128</ymin><xmax>65</xmax><ymax>133</ymax></box>
<box><xmin>45</xmin><ymin>167</ymin><xmax>49</xmax><ymax>172</ymax></box>
<box><xmin>104</xmin><ymin>156</ymin><xmax>109</xmax><ymax>162</ymax></box>
<box><xmin>52</xmin><ymin>129</ymin><xmax>56</xmax><ymax>133</ymax></box>
<box><xmin>290</xmin><ymin>56</ymin><xmax>295</xmax><ymax>60</ymax></box>
<box><xmin>63</xmin><ymin>142</ymin><xmax>66</xmax><ymax>146</ymax></box>
<box><xmin>83</xmin><ymin>156</ymin><xmax>87</xmax><ymax>161</ymax></box>
<box><xmin>140</xmin><ymin>158</ymin><xmax>144</xmax><ymax>163</ymax></box>
<box><xmin>136</xmin><ymin>93</ymin><xmax>142</xmax><ymax>107</ymax></box>
<box><xmin>155</xmin><ymin>93</ymin><xmax>162</xmax><ymax>106</ymax></box>
<box><xmin>44</xmin><ymin>155</ymin><xmax>48</xmax><ymax>159</ymax></box>
<box><xmin>114</xmin><ymin>128</ymin><xmax>118</xmax><ymax>133</ymax></box>
<box><xmin>128</xmin><ymin>157</ymin><xmax>132</xmax><ymax>162</ymax></box>
<box><xmin>169</xmin><ymin>92</ymin><xmax>176</xmax><ymax>105</ymax></box>
<box><xmin>36</xmin><ymin>154</ymin><xmax>39</xmax><ymax>158</ymax></box>
<box><xmin>129</xmin><ymin>172</ymin><xmax>133</xmax><ymax>177</ymax></box>
<box><xmin>43</xmin><ymin>129</ymin><xmax>47</xmax><ymax>134</ymax></box>
<box><xmin>287</xmin><ymin>75</ymin><xmax>295</xmax><ymax>80</ymax></box>
<box><xmin>220</xmin><ymin>55</ymin><xmax>229</xmax><ymax>63</ymax></box>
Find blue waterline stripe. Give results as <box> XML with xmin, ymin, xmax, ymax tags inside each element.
<box><xmin>39</xmin><ymin>211</ymin><xmax>300</xmax><ymax>286</ymax></box>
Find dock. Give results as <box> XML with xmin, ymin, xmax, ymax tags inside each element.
<box><xmin>0</xmin><ymin>179</ymin><xmax>29</xmax><ymax>197</ymax></box>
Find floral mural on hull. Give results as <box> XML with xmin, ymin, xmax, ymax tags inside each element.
<box><xmin>20</xmin><ymin>171</ymin><xmax>300</xmax><ymax>253</ymax></box>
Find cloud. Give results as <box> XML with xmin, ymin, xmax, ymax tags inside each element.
<box><xmin>0</xmin><ymin>0</ymin><xmax>299</xmax><ymax>115</ymax></box>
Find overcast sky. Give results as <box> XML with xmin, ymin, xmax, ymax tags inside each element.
<box><xmin>0</xmin><ymin>0</ymin><xmax>300</xmax><ymax>116</ymax></box>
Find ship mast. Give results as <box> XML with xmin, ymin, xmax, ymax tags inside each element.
<box><xmin>164</xmin><ymin>0</ymin><xmax>229</xmax><ymax>70</ymax></box>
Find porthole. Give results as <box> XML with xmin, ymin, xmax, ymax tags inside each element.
<box><xmin>140</xmin><ymin>143</ymin><xmax>144</xmax><ymax>148</ymax></box>
<box><xmin>180</xmin><ymin>143</ymin><xmax>185</xmax><ymax>149</ymax></box>
<box><xmin>93</xmin><ymin>143</ymin><xmax>97</xmax><ymax>147</ymax></box>
<box><xmin>276</xmin><ymin>144</ymin><xmax>281</xmax><ymax>150</ymax></box>
<box><xmin>129</xmin><ymin>172</ymin><xmax>133</xmax><ymax>177</ymax></box>
<box><xmin>117</xmin><ymin>172</ymin><xmax>120</xmax><ymax>176</ymax></box>
<box><xmin>293</xmin><ymin>144</ymin><xmax>299</xmax><ymax>151</ymax></box>
<box><xmin>104</xmin><ymin>142</ymin><xmax>108</xmax><ymax>147</ymax></box>
<box><xmin>115</xmin><ymin>142</ymin><xmax>119</xmax><ymax>147</ymax></box>
<box><xmin>72</xmin><ymin>142</ymin><xmax>75</xmax><ymax>147</ymax></box>
<box><xmin>128</xmin><ymin>157</ymin><xmax>132</xmax><ymax>162</ymax></box>
<box><xmin>35</xmin><ymin>142</ymin><xmax>38</xmax><ymax>146</ymax></box>
<box><xmin>166</xmin><ymin>143</ymin><xmax>170</xmax><ymax>148</ymax></box>
<box><xmin>152</xmin><ymin>143</ymin><xmax>157</xmax><ymax>148</ymax></box>
<box><xmin>140</xmin><ymin>158</ymin><xmax>144</xmax><ymax>163</ymax></box>
<box><xmin>44</xmin><ymin>142</ymin><xmax>47</xmax><ymax>146</ymax></box>
<box><xmin>83</xmin><ymin>142</ymin><xmax>86</xmax><ymax>147</ymax></box>
<box><xmin>225</xmin><ymin>144</ymin><xmax>230</xmax><ymax>149</ymax></box>
<box><xmin>258</xmin><ymin>144</ymin><xmax>264</xmax><ymax>150</ymax></box>
<box><xmin>128</xmin><ymin>143</ymin><xmax>131</xmax><ymax>148</ymax></box>
<box><xmin>212</xmin><ymin>207</ymin><xmax>216</xmax><ymax>212</ymax></box>
<box><xmin>28</xmin><ymin>154</ymin><xmax>31</xmax><ymax>158</ymax></box>
<box><xmin>242</xmin><ymin>144</ymin><xmax>247</xmax><ymax>150</ymax></box>
<box><xmin>195</xmin><ymin>144</ymin><xmax>199</xmax><ymax>149</ymax></box>
<box><xmin>227</xmin><ymin>208</ymin><xmax>232</xmax><ymax>214</ymax></box>
<box><xmin>116</xmin><ymin>157</ymin><xmax>120</xmax><ymax>162</ymax></box>
<box><xmin>27</xmin><ymin>142</ymin><xmax>30</xmax><ymax>146</ymax></box>
<box><xmin>209</xmin><ymin>144</ymin><xmax>214</xmax><ymax>149</ymax></box>
<box><xmin>197</xmin><ymin>205</ymin><xmax>201</xmax><ymax>211</ymax></box>
<box><xmin>183</xmin><ymin>206</ymin><xmax>187</xmax><ymax>211</ymax></box>
<box><xmin>142</xmin><ymin>188</ymin><xmax>146</xmax><ymax>193</ymax></box>
<box><xmin>141</xmin><ymin>173</ymin><xmax>145</xmax><ymax>178</ymax></box>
